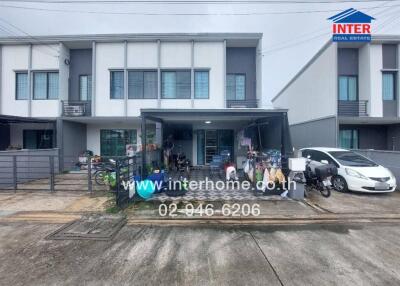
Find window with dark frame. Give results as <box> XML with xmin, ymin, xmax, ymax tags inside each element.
<box><xmin>16</xmin><ymin>72</ymin><xmax>28</xmax><ymax>100</ymax></box>
<box><xmin>339</xmin><ymin>129</ymin><xmax>359</xmax><ymax>149</ymax></box>
<box><xmin>79</xmin><ymin>75</ymin><xmax>92</xmax><ymax>101</ymax></box>
<box><xmin>128</xmin><ymin>70</ymin><xmax>158</xmax><ymax>99</ymax></box>
<box><xmin>226</xmin><ymin>73</ymin><xmax>245</xmax><ymax>100</ymax></box>
<box><xmin>338</xmin><ymin>75</ymin><xmax>357</xmax><ymax>101</ymax></box>
<box><xmin>194</xmin><ymin>70</ymin><xmax>209</xmax><ymax>99</ymax></box>
<box><xmin>161</xmin><ymin>70</ymin><xmax>191</xmax><ymax>99</ymax></box>
<box><xmin>33</xmin><ymin>71</ymin><xmax>59</xmax><ymax>100</ymax></box>
<box><xmin>110</xmin><ymin>70</ymin><xmax>124</xmax><ymax>99</ymax></box>
<box><xmin>382</xmin><ymin>72</ymin><xmax>396</xmax><ymax>101</ymax></box>
<box><xmin>100</xmin><ymin>129</ymin><xmax>137</xmax><ymax>157</ymax></box>
<box><xmin>23</xmin><ymin>129</ymin><xmax>54</xmax><ymax>149</ymax></box>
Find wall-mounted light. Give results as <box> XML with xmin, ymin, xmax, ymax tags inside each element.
<box><xmin>205</xmin><ymin>121</ymin><xmax>212</xmax><ymax>124</ymax></box>
<box><xmin>64</xmin><ymin>59</ymin><xmax>70</xmax><ymax>65</ymax></box>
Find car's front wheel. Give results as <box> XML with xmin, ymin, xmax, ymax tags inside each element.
<box><xmin>332</xmin><ymin>176</ymin><xmax>348</xmax><ymax>192</ymax></box>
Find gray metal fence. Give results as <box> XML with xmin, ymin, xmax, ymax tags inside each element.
<box><xmin>0</xmin><ymin>149</ymin><xmax>59</xmax><ymax>191</ymax></box>
<box><xmin>0</xmin><ymin>150</ymin><xmax>85</xmax><ymax>192</ymax></box>
<box><xmin>354</xmin><ymin>149</ymin><xmax>400</xmax><ymax>183</ymax></box>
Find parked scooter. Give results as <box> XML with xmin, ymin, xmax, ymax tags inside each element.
<box><xmin>175</xmin><ymin>151</ymin><xmax>191</xmax><ymax>178</ymax></box>
<box><xmin>303</xmin><ymin>156</ymin><xmax>337</xmax><ymax>198</ymax></box>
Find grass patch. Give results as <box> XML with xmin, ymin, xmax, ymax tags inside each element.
<box><xmin>106</xmin><ymin>205</ymin><xmax>121</xmax><ymax>214</ymax></box>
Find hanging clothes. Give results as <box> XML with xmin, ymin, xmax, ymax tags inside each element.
<box><xmin>269</xmin><ymin>167</ymin><xmax>277</xmax><ymax>182</ymax></box>
<box><xmin>275</xmin><ymin>169</ymin><xmax>286</xmax><ymax>184</ymax></box>
<box><xmin>261</xmin><ymin>168</ymin><xmax>270</xmax><ymax>191</ymax></box>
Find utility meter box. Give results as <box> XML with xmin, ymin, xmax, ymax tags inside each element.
<box><xmin>289</xmin><ymin>158</ymin><xmax>306</xmax><ymax>172</ymax></box>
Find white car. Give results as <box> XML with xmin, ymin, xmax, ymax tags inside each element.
<box><xmin>300</xmin><ymin>147</ymin><xmax>397</xmax><ymax>193</ymax></box>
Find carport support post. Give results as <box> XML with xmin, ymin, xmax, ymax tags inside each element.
<box><xmin>87</xmin><ymin>157</ymin><xmax>92</xmax><ymax>194</ymax></box>
<box><xmin>49</xmin><ymin>156</ymin><xmax>55</xmax><ymax>192</ymax></box>
<box><xmin>141</xmin><ymin>115</ymin><xmax>147</xmax><ymax>178</ymax></box>
<box><xmin>56</xmin><ymin>118</ymin><xmax>64</xmax><ymax>173</ymax></box>
<box><xmin>12</xmin><ymin>155</ymin><xmax>17</xmax><ymax>193</ymax></box>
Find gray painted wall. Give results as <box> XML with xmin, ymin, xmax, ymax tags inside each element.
<box><xmin>383</xmin><ymin>101</ymin><xmax>397</xmax><ymax>117</ymax></box>
<box><xmin>387</xmin><ymin>124</ymin><xmax>400</xmax><ymax>151</ymax></box>
<box><xmin>0</xmin><ymin>123</ymin><xmax>10</xmax><ymax>150</ymax></box>
<box><xmin>226</xmin><ymin>47</ymin><xmax>256</xmax><ymax>100</ymax></box>
<box><xmin>290</xmin><ymin>117</ymin><xmax>337</xmax><ymax>149</ymax></box>
<box><xmin>382</xmin><ymin>44</ymin><xmax>397</xmax><ymax>69</ymax></box>
<box><xmin>69</xmin><ymin>49</ymin><xmax>92</xmax><ymax>101</ymax></box>
<box><xmin>57</xmin><ymin>119</ymin><xmax>87</xmax><ymax>170</ymax></box>
<box><xmin>338</xmin><ymin>48</ymin><xmax>358</xmax><ymax>76</ymax></box>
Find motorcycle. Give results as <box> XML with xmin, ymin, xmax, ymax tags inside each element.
<box><xmin>303</xmin><ymin>156</ymin><xmax>337</xmax><ymax>198</ymax></box>
<box><xmin>175</xmin><ymin>151</ymin><xmax>191</xmax><ymax>178</ymax></box>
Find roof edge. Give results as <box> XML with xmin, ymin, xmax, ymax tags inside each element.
<box><xmin>271</xmin><ymin>39</ymin><xmax>333</xmax><ymax>103</ymax></box>
<box><xmin>371</xmin><ymin>34</ymin><xmax>400</xmax><ymax>43</ymax></box>
<box><xmin>0</xmin><ymin>32</ymin><xmax>263</xmax><ymax>44</ymax></box>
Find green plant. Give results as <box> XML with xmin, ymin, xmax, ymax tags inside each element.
<box><xmin>102</xmin><ymin>172</ymin><xmax>117</xmax><ymax>188</ymax></box>
<box><xmin>146</xmin><ymin>164</ymin><xmax>154</xmax><ymax>174</ymax></box>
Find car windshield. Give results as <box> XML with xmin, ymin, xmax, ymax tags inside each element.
<box><xmin>328</xmin><ymin>151</ymin><xmax>378</xmax><ymax>167</ymax></box>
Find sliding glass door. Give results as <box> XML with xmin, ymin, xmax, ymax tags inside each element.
<box><xmin>197</xmin><ymin>129</ymin><xmax>234</xmax><ymax>165</ymax></box>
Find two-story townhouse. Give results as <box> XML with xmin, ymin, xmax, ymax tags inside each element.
<box><xmin>272</xmin><ymin>35</ymin><xmax>400</xmax><ymax>151</ymax></box>
<box><xmin>0</xmin><ymin>33</ymin><xmax>292</xmax><ymax>172</ymax></box>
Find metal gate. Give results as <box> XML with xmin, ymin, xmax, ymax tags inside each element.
<box><xmin>0</xmin><ymin>152</ymin><xmax>97</xmax><ymax>193</ymax></box>
<box><xmin>115</xmin><ymin>155</ymin><xmax>141</xmax><ymax>207</ymax></box>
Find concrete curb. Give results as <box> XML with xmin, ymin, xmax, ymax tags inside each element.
<box><xmin>2</xmin><ymin>211</ymin><xmax>400</xmax><ymax>225</ymax></box>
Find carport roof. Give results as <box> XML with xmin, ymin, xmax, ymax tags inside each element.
<box><xmin>338</xmin><ymin>117</ymin><xmax>400</xmax><ymax>125</ymax></box>
<box><xmin>141</xmin><ymin>108</ymin><xmax>288</xmax><ymax>122</ymax></box>
<box><xmin>0</xmin><ymin>115</ymin><xmax>55</xmax><ymax>124</ymax></box>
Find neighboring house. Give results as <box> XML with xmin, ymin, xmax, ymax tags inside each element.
<box><xmin>0</xmin><ymin>33</ymin><xmax>292</xmax><ymax>171</ymax></box>
<box><xmin>272</xmin><ymin>34</ymin><xmax>400</xmax><ymax>151</ymax></box>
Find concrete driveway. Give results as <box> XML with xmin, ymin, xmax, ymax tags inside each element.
<box><xmin>306</xmin><ymin>189</ymin><xmax>400</xmax><ymax>214</ymax></box>
<box><xmin>0</xmin><ymin>222</ymin><xmax>400</xmax><ymax>286</ymax></box>
<box><xmin>0</xmin><ymin>191</ymin><xmax>109</xmax><ymax>213</ymax></box>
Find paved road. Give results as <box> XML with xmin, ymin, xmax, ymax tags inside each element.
<box><xmin>0</xmin><ymin>221</ymin><xmax>399</xmax><ymax>286</ymax></box>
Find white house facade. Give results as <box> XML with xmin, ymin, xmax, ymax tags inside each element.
<box><xmin>0</xmin><ymin>33</ymin><xmax>288</xmax><ymax>170</ymax></box>
<box><xmin>272</xmin><ymin>35</ymin><xmax>400</xmax><ymax>151</ymax></box>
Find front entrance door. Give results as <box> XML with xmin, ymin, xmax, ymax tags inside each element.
<box><xmin>205</xmin><ymin>130</ymin><xmax>218</xmax><ymax>164</ymax></box>
<box><xmin>197</xmin><ymin>129</ymin><xmax>234</xmax><ymax>164</ymax></box>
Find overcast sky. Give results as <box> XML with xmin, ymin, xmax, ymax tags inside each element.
<box><xmin>0</xmin><ymin>0</ymin><xmax>399</xmax><ymax>105</ymax></box>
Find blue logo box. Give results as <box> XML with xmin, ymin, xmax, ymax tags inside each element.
<box><xmin>332</xmin><ymin>34</ymin><xmax>372</xmax><ymax>42</ymax></box>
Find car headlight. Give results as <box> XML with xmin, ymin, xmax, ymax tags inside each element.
<box><xmin>387</xmin><ymin>169</ymin><xmax>396</xmax><ymax>180</ymax></box>
<box><xmin>345</xmin><ymin>168</ymin><xmax>369</xmax><ymax>180</ymax></box>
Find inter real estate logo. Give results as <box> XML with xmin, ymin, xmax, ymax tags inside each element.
<box><xmin>328</xmin><ymin>8</ymin><xmax>375</xmax><ymax>42</ymax></box>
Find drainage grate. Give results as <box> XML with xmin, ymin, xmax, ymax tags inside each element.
<box><xmin>46</xmin><ymin>214</ymin><xmax>126</xmax><ymax>241</ymax></box>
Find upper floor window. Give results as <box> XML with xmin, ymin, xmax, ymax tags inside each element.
<box><xmin>382</xmin><ymin>72</ymin><xmax>396</xmax><ymax>101</ymax></box>
<box><xmin>161</xmin><ymin>70</ymin><xmax>191</xmax><ymax>99</ymax></box>
<box><xmin>194</xmin><ymin>70</ymin><xmax>209</xmax><ymax>99</ymax></box>
<box><xmin>16</xmin><ymin>72</ymin><xmax>28</xmax><ymax>100</ymax></box>
<box><xmin>79</xmin><ymin>75</ymin><xmax>92</xmax><ymax>101</ymax></box>
<box><xmin>128</xmin><ymin>70</ymin><xmax>157</xmax><ymax>99</ymax></box>
<box><xmin>226</xmin><ymin>74</ymin><xmax>245</xmax><ymax>100</ymax></box>
<box><xmin>110</xmin><ymin>70</ymin><xmax>124</xmax><ymax>99</ymax></box>
<box><xmin>33</xmin><ymin>72</ymin><xmax>59</xmax><ymax>100</ymax></box>
<box><xmin>338</xmin><ymin>76</ymin><xmax>357</xmax><ymax>101</ymax></box>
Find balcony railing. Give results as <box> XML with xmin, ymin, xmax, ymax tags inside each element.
<box><xmin>226</xmin><ymin>99</ymin><xmax>258</xmax><ymax>108</ymax></box>
<box><xmin>338</xmin><ymin>100</ymin><xmax>368</xmax><ymax>117</ymax></box>
<box><xmin>62</xmin><ymin>101</ymin><xmax>91</xmax><ymax>117</ymax></box>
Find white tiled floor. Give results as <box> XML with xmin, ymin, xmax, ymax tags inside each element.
<box><xmin>149</xmin><ymin>169</ymin><xmax>285</xmax><ymax>202</ymax></box>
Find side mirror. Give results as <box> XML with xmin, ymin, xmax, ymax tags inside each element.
<box><xmin>321</xmin><ymin>160</ymin><xmax>329</xmax><ymax>165</ymax></box>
